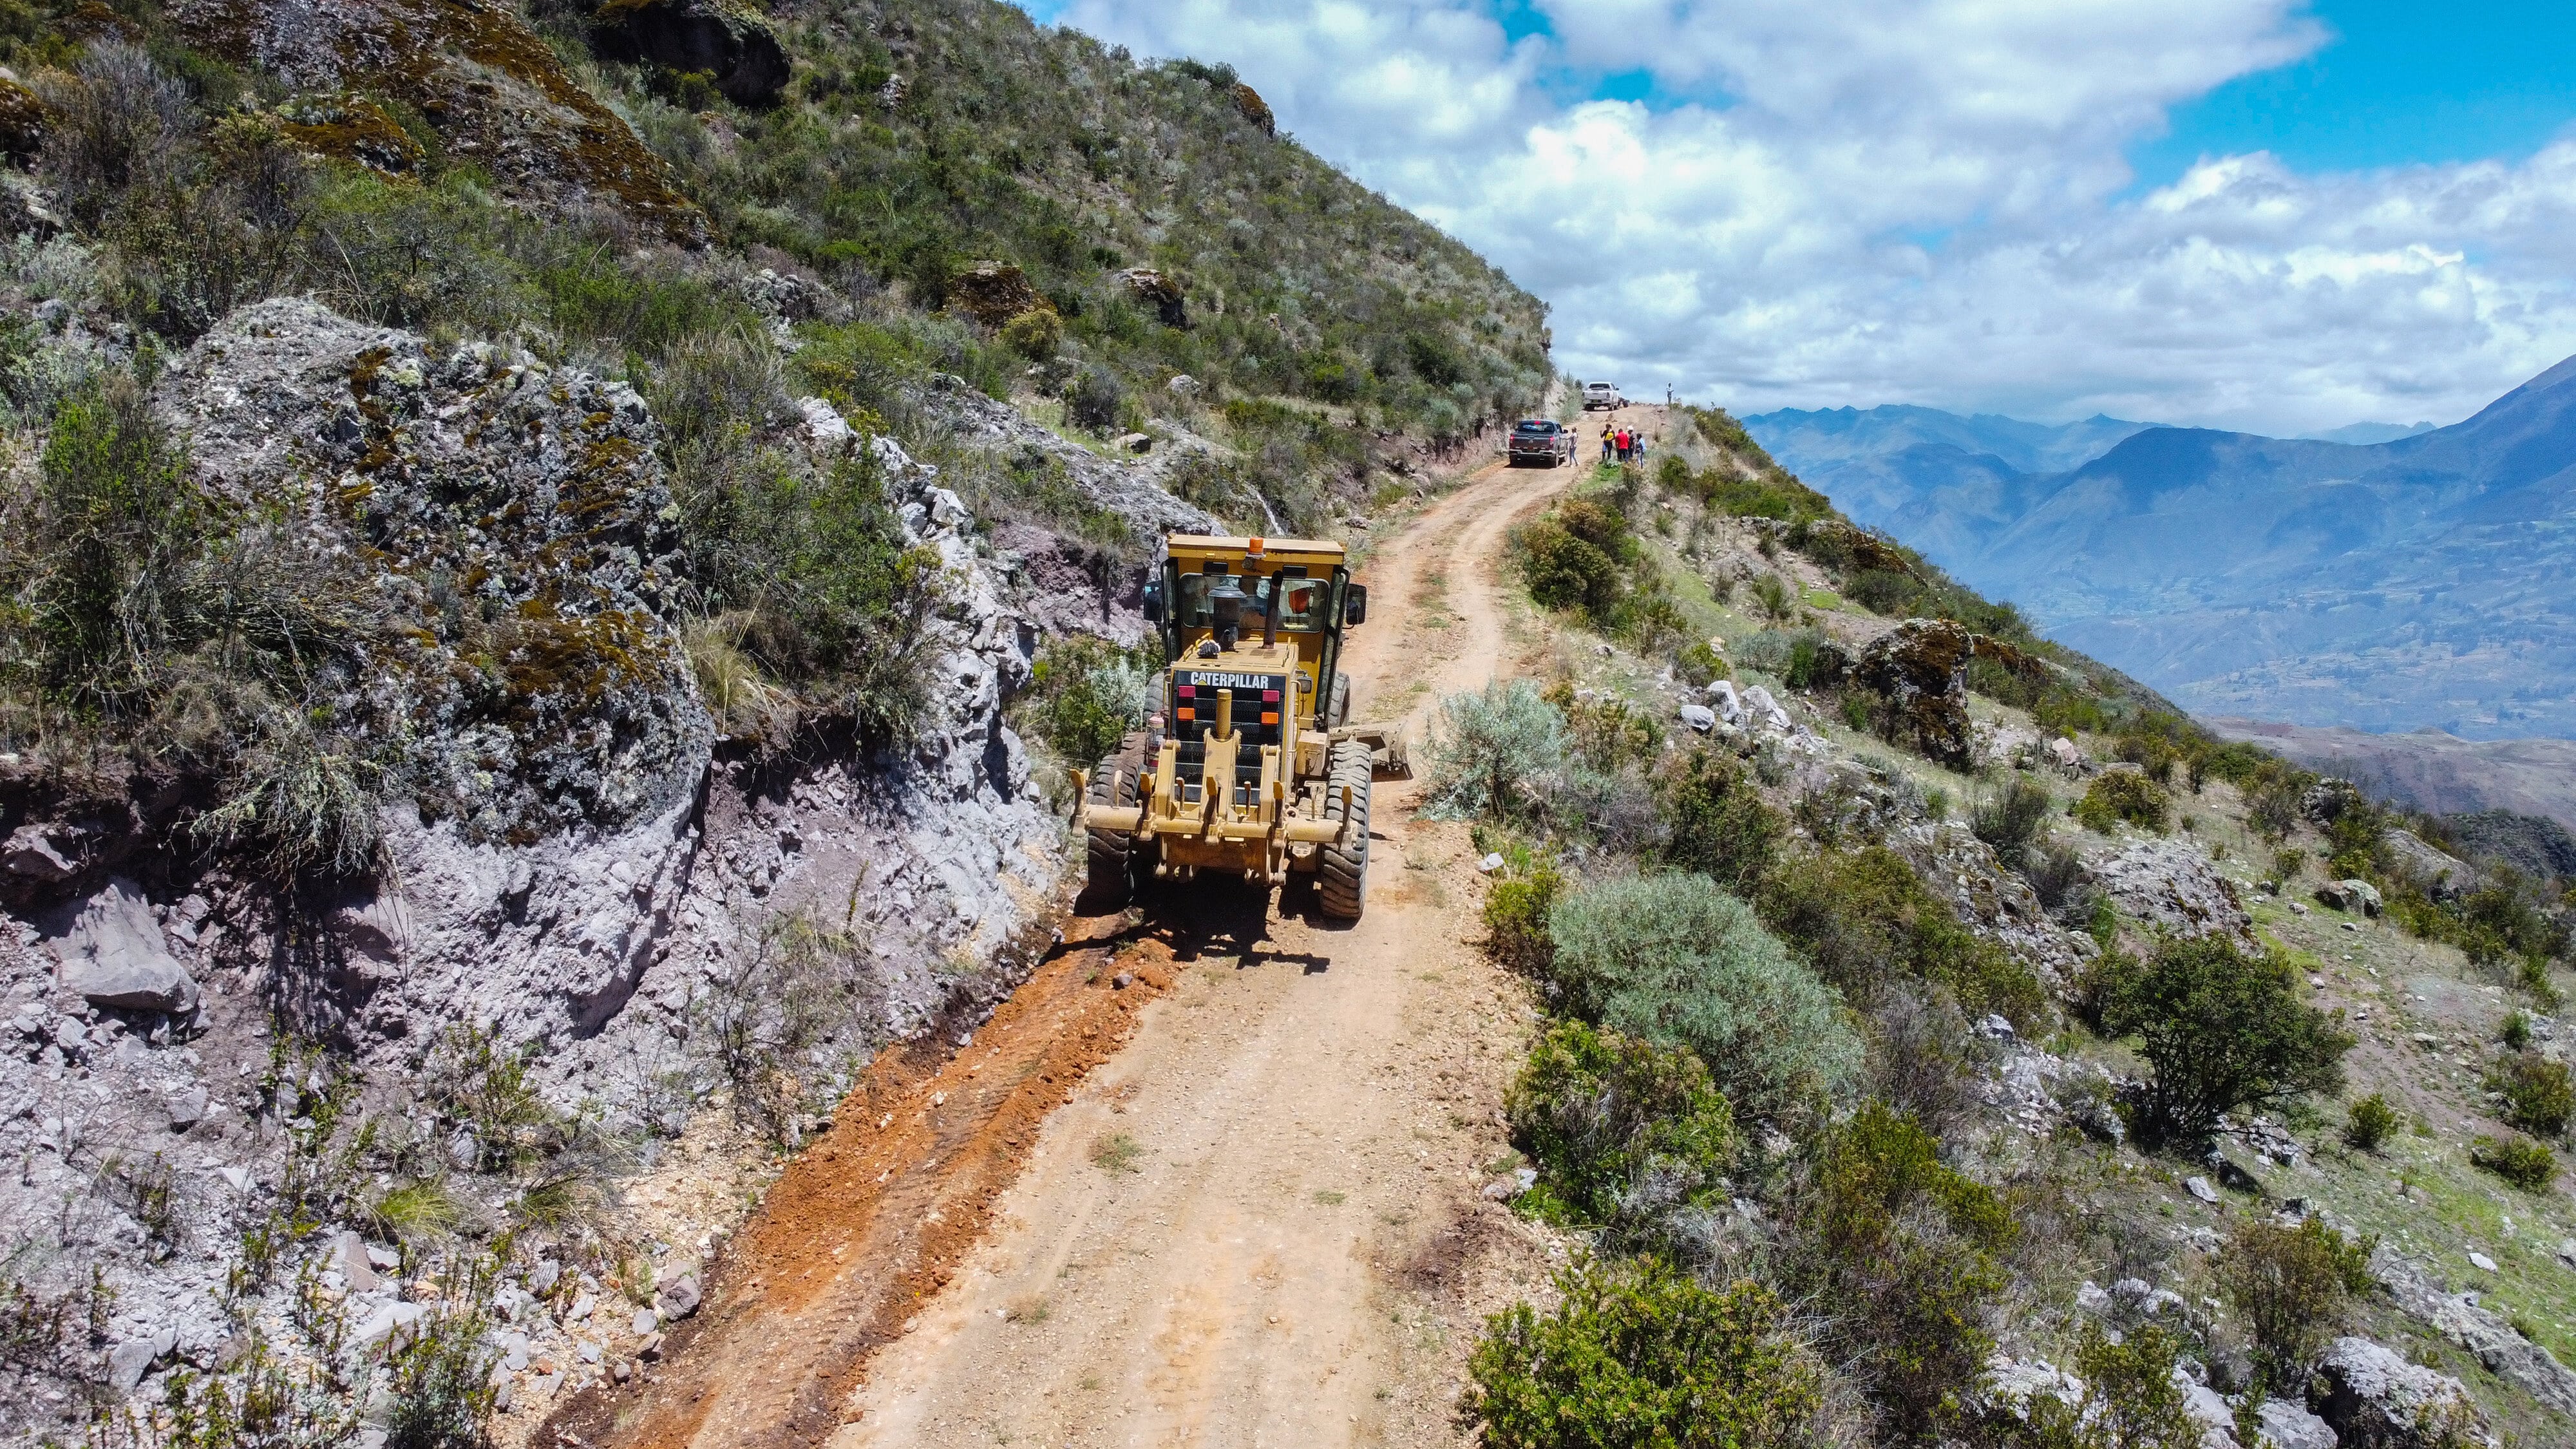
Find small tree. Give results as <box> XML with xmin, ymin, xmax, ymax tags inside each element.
<box><xmin>2092</xmin><ymin>937</ymin><xmax>2353</xmax><ymax>1148</ymax></box>
<box><xmin>1481</xmin><ymin>860</ymin><xmax>1562</xmax><ymax>974</ymax></box>
<box><xmin>1975</xmin><ymin>1322</ymin><xmax>2206</xmax><ymax>1448</ymax></box>
<box><xmin>1465</xmin><ymin>1258</ymin><xmax>1822</xmax><ymax>1449</ymax></box>
<box><xmin>2222</xmin><ymin>1217</ymin><xmax>2374</xmax><ymax>1388</ymax></box>
<box><xmin>1425</xmin><ymin>679</ymin><xmax>1565</xmax><ymax>820</ymax></box>
<box><xmin>1549</xmin><ymin>873</ymin><xmax>1859</xmax><ymax>1122</ymax></box>
<box><xmin>2345</xmin><ymin>1093</ymin><xmax>2398</xmax><ymax>1152</ymax></box>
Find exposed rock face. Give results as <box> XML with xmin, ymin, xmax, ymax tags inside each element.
<box><xmin>1228</xmin><ymin>81</ymin><xmax>1274</xmax><ymax>137</ymax></box>
<box><xmin>173</xmin><ymin>0</ymin><xmax>705</xmax><ymax>242</ymax></box>
<box><xmin>2373</xmin><ymin>1246</ymin><xmax>2576</xmax><ymax>1415</ymax></box>
<box><xmin>1116</xmin><ymin>267</ymin><xmax>1188</xmax><ymax>328</ymax></box>
<box><xmin>2090</xmin><ymin>839</ymin><xmax>2257</xmax><ymax>950</ymax></box>
<box><xmin>156</xmin><ymin>299</ymin><xmax>710</xmax><ymax>844</ymax></box>
<box><xmin>589</xmin><ymin>0</ymin><xmax>790</xmax><ymax>107</ymax></box>
<box><xmin>913</xmin><ymin>371</ymin><xmax>1222</xmax><ymax>537</ymax></box>
<box><xmin>1852</xmin><ymin>619</ymin><xmax>1975</xmax><ymax>769</ymax></box>
<box><xmin>2313</xmin><ymin>1336</ymin><xmax>2494</xmax><ymax>1448</ymax></box>
<box><xmin>2381</xmin><ymin>828</ymin><xmax>2483</xmax><ymax>902</ymax></box>
<box><xmin>947</xmin><ymin>262</ymin><xmax>1049</xmax><ymax>327</ymax></box>
<box><xmin>1891</xmin><ymin>823</ymin><xmax>2094</xmax><ymax>997</ymax></box>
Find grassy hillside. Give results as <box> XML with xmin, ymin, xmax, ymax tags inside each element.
<box><xmin>555</xmin><ymin>0</ymin><xmax>1551</xmax><ymax>433</ymax></box>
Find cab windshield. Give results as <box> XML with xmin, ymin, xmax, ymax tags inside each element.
<box><xmin>1171</xmin><ymin>569</ymin><xmax>1334</xmax><ymax>632</ymax></box>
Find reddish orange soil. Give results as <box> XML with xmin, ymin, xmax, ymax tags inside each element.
<box><xmin>545</xmin><ymin>918</ymin><xmax>1188</xmax><ymax>1446</ymax></box>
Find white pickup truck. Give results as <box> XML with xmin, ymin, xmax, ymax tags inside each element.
<box><xmin>1582</xmin><ymin>381</ymin><xmax>1624</xmax><ymax>410</ymax></box>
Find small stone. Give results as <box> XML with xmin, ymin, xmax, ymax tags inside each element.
<box><xmin>167</xmin><ymin>1085</ymin><xmax>210</xmax><ymax>1131</ymax></box>
<box><xmin>2184</xmin><ymin>1175</ymin><xmax>2220</xmax><ymax>1204</ymax></box>
<box><xmin>567</xmin><ymin>1291</ymin><xmax>596</xmax><ymax>1323</ymax></box>
<box><xmin>526</xmin><ymin>1260</ymin><xmax>560</xmax><ymax>1294</ymax></box>
<box><xmin>1113</xmin><ymin>972</ymin><xmax>1133</xmax><ymax>990</ymax></box>
<box><xmin>1476</xmin><ymin>853</ymin><xmax>1504</xmax><ymax>874</ymax></box>
<box><xmin>109</xmin><ymin>1338</ymin><xmax>158</xmax><ymax>1392</ymax></box>
<box><xmin>332</xmin><ymin>1230</ymin><xmax>381</xmax><ymax>1293</ymax></box>
<box><xmin>638</xmin><ymin>1331</ymin><xmax>665</xmax><ymax>1361</ymax></box>
<box><xmin>219</xmin><ymin>1166</ymin><xmax>253</xmax><ymax>1193</ymax></box>
<box><xmin>578</xmin><ymin>1340</ymin><xmax>603</xmax><ymax>1365</ymax></box>
<box><xmin>2470</xmin><ymin>1251</ymin><xmax>2499</xmax><ymax>1272</ymax></box>
<box><xmin>2309</xmin><ymin>974</ymin><xmax>2325</xmax><ymax>988</ymax></box>
<box><xmin>655</xmin><ymin>1274</ymin><xmax>701</xmax><ymax>1320</ymax></box>
<box><xmin>612</xmin><ymin>1358</ymin><xmax>632</xmax><ymax>1383</ymax></box>
<box><xmin>632</xmin><ymin>1307</ymin><xmax>658</xmax><ymax>1336</ymax></box>
<box><xmin>1678</xmin><ymin>703</ymin><xmax>1717</xmax><ymax>733</ymax></box>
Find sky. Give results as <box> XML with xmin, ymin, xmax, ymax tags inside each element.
<box><xmin>1012</xmin><ymin>0</ymin><xmax>2576</xmax><ymax>434</ymax></box>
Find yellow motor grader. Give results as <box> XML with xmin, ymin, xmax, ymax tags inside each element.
<box><xmin>1075</xmin><ymin>533</ymin><xmax>1401</xmax><ymax>920</ymax></box>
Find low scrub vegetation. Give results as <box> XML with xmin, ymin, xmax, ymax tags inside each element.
<box><xmin>1465</xmin><ymin>1257</ymin><xmax>1823</xmax><ymax>1448</ymax></box>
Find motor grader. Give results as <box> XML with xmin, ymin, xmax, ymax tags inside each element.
<box><xmin>1075</xmin><ymin>533</ymin><xmax>1401</xmax><ymax>920</ymax></box>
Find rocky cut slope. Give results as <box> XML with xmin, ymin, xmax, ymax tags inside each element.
<box><xmin>0</xmin><ymin>287</ymin><xmax>1159</xmax><ymax>1435</ymax></box>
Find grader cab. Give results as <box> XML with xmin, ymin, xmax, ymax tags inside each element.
<box><xmin>1075</xmin><ymin>534</ymin><xmax>1400</xmax><ymax>920</ymax></box>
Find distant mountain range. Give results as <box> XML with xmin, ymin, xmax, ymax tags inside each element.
<box><xmin>1744</xmin><ymin>367</ymin><xmax>2576</xmax><ymax>739</ymax></box>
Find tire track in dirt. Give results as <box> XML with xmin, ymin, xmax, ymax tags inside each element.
<box><xmin>565</xmin><ymin>452</ymin><xmax>1578</xmax><ymax>1448</ymax></box>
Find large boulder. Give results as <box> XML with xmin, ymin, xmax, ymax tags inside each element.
<box><xmin>1229</xmin><ymin>81</ymin><xmax>1274</xmax><ymax>137</ymax></box>
<box><xmin>2312</xmin><ymin>1336</ymin><xmax>2493</xmax><ymax>1448</ymax></box>
<box><xmin>947</xmin><ymin>262</ymin><xmax>1049</xmax><ymax>327</ymax></box>
<box><xmin>155</xmin><ymin>299</ymin><xmax>711</xmax><ymax>845</ymax></box>
<box><xmin>1116</xmin><ymin>268</ymin><xmax>1188</xmax><ymax>328</ymax></box>
<box><xmin>44</xmin><ymin>877</ymin><xmax>199</xmax><ymax>1012</ymax></box>
<box><xmin>2381</xmin><ymin>828</ymin><xmax>2483</xmax><ymax>902</ymax></box>
<box><xmin>1852</xmin><ymin>619</ymin><xmax>1975</xmax><ymax>768</ymax></box>
<box><xmin>2092</xmin><ymin>840</ymin><xmax>2257</xmax><ymax>949</ymax></box>
<box><xmin>588</xmin><ymin>0</ymin><xmax>790</xmax><ymax>108</ymax></box>
<box><xmin>2315</xmin><ymin>878</ymin><xmax>2383</xmax><ymax>918</ymax></box>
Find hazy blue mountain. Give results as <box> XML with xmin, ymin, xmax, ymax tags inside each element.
<box><xmin>2302</xmin><ymin>421</ymin><xmax>2437</xmax><ymax>444</ymax></box>
<box><xmin>1742</xmin><ymin>361</ymin><xmax>2576</xmax><ymax>739</ymax></box>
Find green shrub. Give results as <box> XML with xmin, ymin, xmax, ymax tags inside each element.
<box><xmin>1747</xmin><ymin>573</ymin><xmax>1793</xmax><ymax>621</ymax></box>
<box><xmin>2272</xmin><ymin>846</ymin><xmax>2309</xmax><ymax>886</ymax></box>
<box><xmin>1674</xmin><ymin>638</ymin><xmax>1728</xmax><ymax>687</ymax></box>
<box><xmin>1656</xmin><ymin>748</ymin><xmax>1782</xmax><ymax>895</ymax></box>
<box><xmin>1482</xmin><ymin>860</ymin><xmax>1562</xmax><ymax>974</ymax></box>
<box><xmin>2074</xmin><ymin>770</ymin><xmax>2170</xmax><ymax>833</ymax></box>
<box><xmin>680</xmin><ymin>452</ymin><xmax>949</xmax><ymax>744</ymax></box>
<box><xmin>2091</xmin><ymin>937</ymin><xmax>2352</xmax><ymax>1148</ymax></box>
<box><xmin>2489</xmin><ymin>1051</ymin><xmax>2574</xmax><ymax>1138</ymax></box>
<box><xmin>999</xmin><ymin>307</ymin><xmax>1062</xmax><ymax>360</ymax></box>
<box><xmin>1973</xmin><ymin>775</ymin><xmax>2054</xmax><ymax>857</ymax></box>
<box><xmin>1761</xmin><ymin>847</ymin><xmax>2045</xmax><ymax>1024</ymax></box>
<box><xmin>1520</xmin><ymin>518</ymin><xmax>1622</xmax><ymax>618</ymax></box>
<box><xmin>2500</xmin><ymin>1009</ymin><xmax>2533</xmax><ymax>1051</ymax></box>
<box><xmin>1023</xmin><ymin>636</ymin><xmax>1159</xmax><ymax>768</ymax></box>
<box><xmin>17</xmin><ymin>370</ymin><xmax>198</xmax><ymax>712</ymax></box>
<box><xmin>1792</xmin><ymin>1101</ymin><xmax>2010</xmax><ymax>1438</ymax></box>
<box><xmin>1464</xmin><ymin>1258</ymin><xmax>1821</xmax><ymax>1449</ymax></box>
<box><xmin>2473</xmin><ymin>1133</ymin><xmax>2559</xmax><ymax>1190</ymax></box>
<box><xmin>1974</xmin><ymin>1322</ymin><xmax>2206</xmax><ymax>1448</ymax></box>
<box><xmin>1425</xmin><ymin>679</ymin><xmax>1566</xmax><ymax>821</ymax></box>
<box><xmin>1548</xmin><ymin>873</ymin><xmax>1857</xmax><ymax>1122</ymax></box>
<box><xmin>1506</xmin><ymin>1020</ymin><xmax>1735</xmax><ymax>1231</ymax></box>
<box><xmin>2345</xmin><ymin>1093</ymin><xmax>2399</xmax><ymax>1152</ymax></box>
<box><xmin>2222</xmin><ymin>1216</ymin><xmax>2374</xmax><ymax>1385</ymax></box>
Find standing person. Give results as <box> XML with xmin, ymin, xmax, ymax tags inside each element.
<box><xmin>1600</xmin><ymin>424</ymin><xmax>1614</xmax><ymax>463</ymax></box>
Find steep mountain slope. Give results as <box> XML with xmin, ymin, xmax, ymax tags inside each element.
<box><xmin>1747</xmin><ymin>361</ymin><xmax>2576</xmax><ymax>737</ymax></box>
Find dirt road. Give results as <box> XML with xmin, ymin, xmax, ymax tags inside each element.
<box><xmin>571</xmin><ymin>435</ymin><xmax>1620</xmax><ymax>1448</ymax></box>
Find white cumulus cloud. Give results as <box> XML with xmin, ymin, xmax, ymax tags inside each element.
<box><xmin>1045</xmin><ymin>0</ymin><xmax>2576</xmax><ymax>432</ymax></box>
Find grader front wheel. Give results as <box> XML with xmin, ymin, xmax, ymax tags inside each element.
<box><xmin>1084</xmin><ymin>735</ymin><xmax>1144</xmax><ymax>907</ymax></box>
<box><xmin>1317</xmin><ymin>739</ymin><xmax>1372</xmax><ymax>920</ymax></box>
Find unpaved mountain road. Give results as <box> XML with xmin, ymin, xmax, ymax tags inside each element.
<box><xmin>565</xmin><ymin>419</ymin><xmax>1660</xmax><ymax>1448</ymax></box>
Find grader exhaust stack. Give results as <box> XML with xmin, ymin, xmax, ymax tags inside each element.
<box><xmin>1074</xmin><ymin>533</ymin><xmax>1401</xmax><ymax>921</ymax></box>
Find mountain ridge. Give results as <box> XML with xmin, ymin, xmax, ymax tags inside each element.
<box><xmin>1745</xmin><ymin>359</ymin><xmax>2576</xmax><ymax>738</ymax></box>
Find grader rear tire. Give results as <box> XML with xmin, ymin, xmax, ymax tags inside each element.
<box><xmin>1084</xmin><ymin>735</ymin><xmax>1145</xmax><ymax>907</ymax></box>
<box><xmin>1318</xmin><ymin>739</ymin><xmax>1372</xmax><ymax>920</ymax></box>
